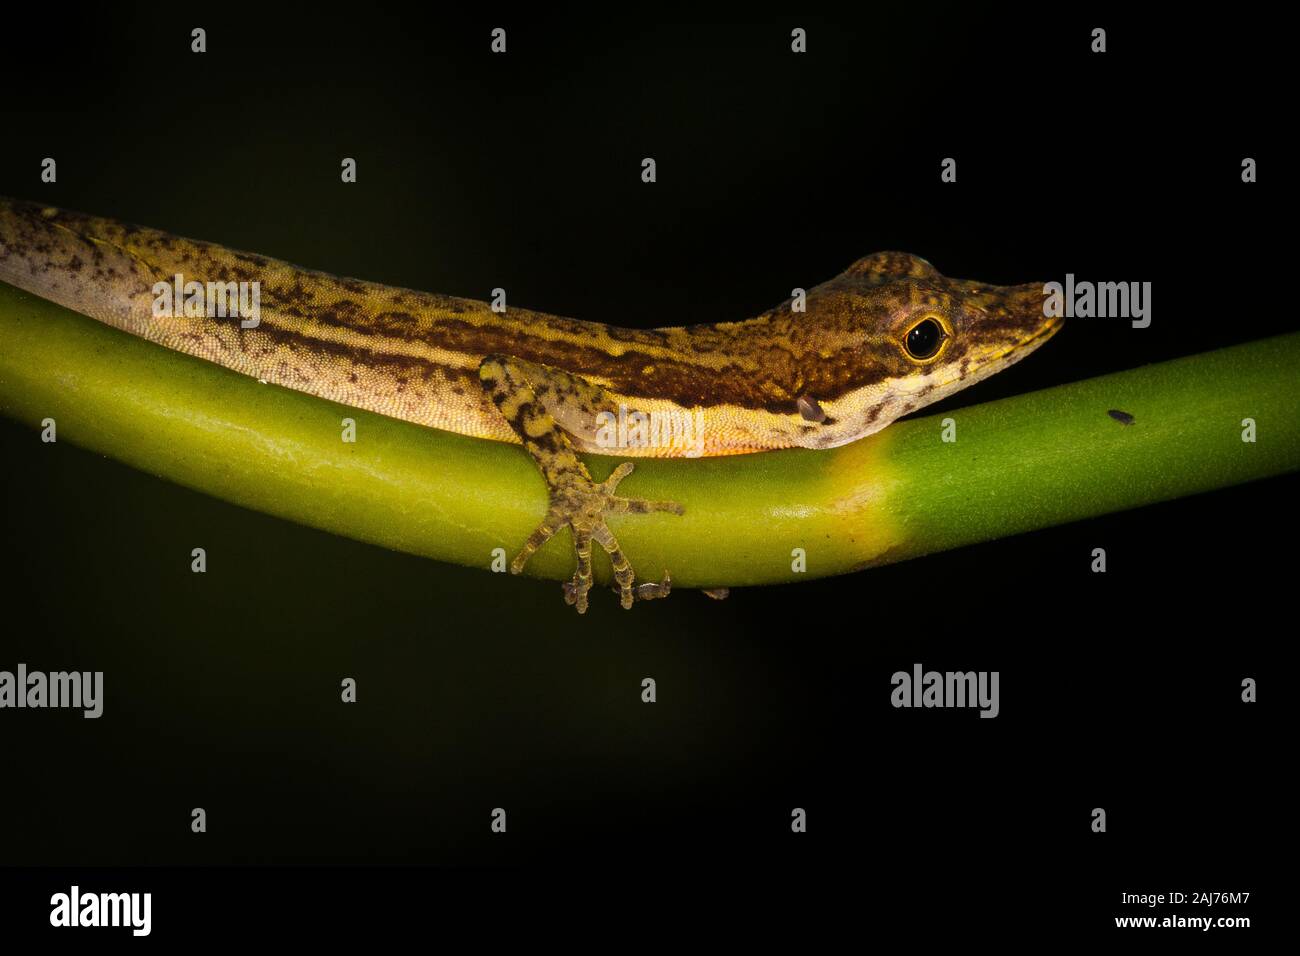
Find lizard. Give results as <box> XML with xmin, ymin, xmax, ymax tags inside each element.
<box><xmin>0</xmin><ymin>198</ymin><xmax>1062</xmax><ymax>612</ymax></box>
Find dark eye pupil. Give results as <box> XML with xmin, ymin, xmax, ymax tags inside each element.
<box><xmin>906</xmin><ymin>320</ymin><xmax>942</xmax><ymax>359</ymax></box>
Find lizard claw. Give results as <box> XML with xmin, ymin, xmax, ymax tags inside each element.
<box><xmin>512</xmin><ymin>461</ymin><xmax>682</xmax><ymax>613</ymax></box>
<box><xmin>563</xmin><ymin>570</ymin><xmax>673</xmax><ymax>609</ymax></box>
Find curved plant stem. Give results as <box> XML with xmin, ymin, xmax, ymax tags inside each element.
<box><xmin>2</xmin><ymin>281</ymin><xmax>1298</xmax><ymax>588</ymax></box>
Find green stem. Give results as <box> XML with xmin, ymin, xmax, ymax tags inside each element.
<box><xmin>2</xmin><ymin>280</ymin><xmax>1298</xmax><ymax>588</ymax></box>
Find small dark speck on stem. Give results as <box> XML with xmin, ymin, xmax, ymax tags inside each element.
<box><xmin>1108</xmin><ymin>409</ymin><xmax>1136</xmax><ymax>426</ymax></box>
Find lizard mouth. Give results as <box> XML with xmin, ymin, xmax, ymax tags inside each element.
<box><xmin>934</xmin><ymin>313</ymin><xmax>1064</xmax><ymax>394</ymax></box>
<box><xmin>993</xmin><ymin>313</ymin><xmax>1065</xmax><ymax>362</ymax></box>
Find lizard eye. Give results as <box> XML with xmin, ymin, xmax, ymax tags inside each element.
<box><xmin>904</xmin><ymin>317</ymin><xmax>946</xmax><ymax>360</ymax></box>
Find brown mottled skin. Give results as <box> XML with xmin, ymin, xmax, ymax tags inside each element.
<box><xmin>0</xmin><ymin>198</ymin><xmax>1062</xmax><ymax>611</ymax></box>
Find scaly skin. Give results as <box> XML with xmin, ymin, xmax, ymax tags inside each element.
<box><xmin>0</xmin><ymin>198</ymin><xmax>1062</xmax><ymax>610</ymax></box>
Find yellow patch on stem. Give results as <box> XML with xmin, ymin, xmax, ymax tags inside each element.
<box><xmin>817</xmin><ymin>425</ymin><xmax>907</xmax><ymax>567</ymax></box>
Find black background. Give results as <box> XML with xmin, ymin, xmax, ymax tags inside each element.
<box><xmin>0</xmin><ymin>5</ymin><xmax>1283</xmax><ymax>942</ymax></box>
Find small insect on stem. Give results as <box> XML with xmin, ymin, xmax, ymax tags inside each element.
<box><xmin>1107</xmin><ymin>409</ymin><xmax>1136</xmax><ymax>426</ymax></box>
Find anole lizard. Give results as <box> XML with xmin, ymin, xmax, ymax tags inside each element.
<box><xmin>0</xmin><ymin>198</ymin><xmax>1062</xmax><ymax>611</ymax></box>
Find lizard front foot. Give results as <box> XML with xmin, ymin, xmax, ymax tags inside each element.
<box><xmin>512</xmin><ymin>461</ymin><xmax>682</xmax><ymax>613</ymax></box>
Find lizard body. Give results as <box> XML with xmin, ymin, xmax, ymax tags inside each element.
<box><xmin>0</xmin><ymin>198</ymin><xmax>1062</xmax><ymax>610</ymax></box>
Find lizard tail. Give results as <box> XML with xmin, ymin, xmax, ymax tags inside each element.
<box><xmin>0</xmin><ymin>197</ymin><xmax>159</xmax><ymax>334</ymax></box>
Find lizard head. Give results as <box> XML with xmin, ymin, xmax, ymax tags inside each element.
<box><xmin>790</xmin><ymin>252</ymin><xmax>1063</xmax><ymax>449</ymax></box>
